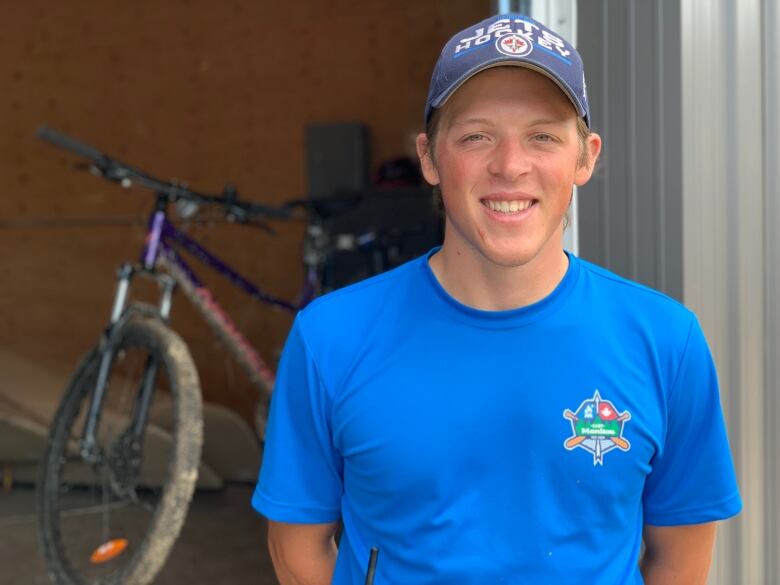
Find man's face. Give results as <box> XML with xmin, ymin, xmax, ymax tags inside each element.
<box><xmin>418</xmin><ymin>67</ymin><xmax>600</xmax><ymax>269</ymax></box>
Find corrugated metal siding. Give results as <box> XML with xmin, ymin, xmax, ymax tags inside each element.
<box><xmin>579</xmin><ymin>0</ymin><xmax>778</xmax><ymax>583</ymax></box>
<box><xmin>682</xmin><ymin>0</ymin><xmax>772</xmax><ymax>583</ymax></box>
<box><xmin>763</xmin><ymin>0</ymin><xmax>779</xmax><ymax>580</ymax></box>
<box><xmin>576</xmin><ymin>0</ymin><xmax>683</xmax><ymax>300</ymax></box>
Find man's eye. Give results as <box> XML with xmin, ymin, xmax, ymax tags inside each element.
<box><xmin>462</xmin><ymin>134</ymin><xmax>486</xmax><ymax>142</ymax></box>
<box><xmin>533</xmin><ymin>134</ymin><xmax>555</xmax><ymax>143</ymax></box>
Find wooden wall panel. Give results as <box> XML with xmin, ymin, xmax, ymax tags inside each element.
<box><xmin>1</xmin><ymin>1</ymin><xmax>488</xmax><ymax>422</ymax></box>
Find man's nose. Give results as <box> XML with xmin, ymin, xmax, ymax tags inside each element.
<box><xmin>487</xmin><ymin>139</ymin><xmax>532</xmax><ymax>181</ymax></box>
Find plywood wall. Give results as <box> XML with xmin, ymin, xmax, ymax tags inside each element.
<box><xmin>0</xmin><ymin>1</ymin><xmax>488</xmax><ymax>422</ymax></box>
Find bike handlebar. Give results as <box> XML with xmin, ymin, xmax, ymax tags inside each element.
<box><xmin>37</xmin><ymin>126</ymin><xmax>294</xmax><ymax>221</ymax></box>
<box><xmin>37</xmin><ymin>126</ymin><xmax>108</xmax><ymax>164</ymax></box>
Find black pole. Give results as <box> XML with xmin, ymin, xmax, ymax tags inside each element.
<box><xmin>364</xmin><ymin>547</ymin><xmax>379</xmax><ymax>585</ymax></box>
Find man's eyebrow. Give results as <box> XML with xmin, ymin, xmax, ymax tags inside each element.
<box><xmin>527</xmin><ymin>117</ymin><xmax>569</xmax><ymax>126</ymax></box>
<box><xmin>448</xmin><ymin>116</ymin><xmax>570</xmax><ymax>128</ymax></box>
<box><xmin>448</xmin><ymin>117</ymin><xmax>494</xmax><ymax>128</ymax></box>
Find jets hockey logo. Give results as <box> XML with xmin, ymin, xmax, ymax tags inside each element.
<box><xmin>563</xmin><ymin>390</ymin><xmax>631</xmax><ymax>465</ymax></box>
<box><xmin>496</xmin><ymin>33</ymin><xmax>533</xmax><ymax>57</ymax></box>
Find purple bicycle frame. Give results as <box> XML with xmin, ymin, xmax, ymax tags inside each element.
<box><xmin>139</xmin><ymin>209</ymin><xmax>317</xmax><ymax>391</ymax></box>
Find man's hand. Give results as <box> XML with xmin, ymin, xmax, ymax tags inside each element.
<box><xmin>641</xmin><ymin>522</ymin><xmax>718</xmax><ymax>585</ymax></box>
<box><xmin>267</xmin><ymin>520</ymin><xmax>339</xmax><ymax>585</ymax></box>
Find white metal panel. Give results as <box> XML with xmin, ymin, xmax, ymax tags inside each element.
<box><xmin>763</xmin><ymin>0</ymin><xmax>780</xmax><ymax>579</ymax></box>
<box><xmin>530</xmin><ymin>0</ymin><xmax>577</xmax><ymax>44</ymax></box>
<box><xmin>682</xmin><ymin>0</ymin><xmax>768</xmax><ymax>583</ymax></box>
<box><xmin>732</xmin><ymin>2</ymin><xmax>766</xmax><ymax>582</ymax></box>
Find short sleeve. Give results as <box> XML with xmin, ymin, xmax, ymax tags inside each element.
<box><xmin>642</xmin><ymin>316</ymin><xmax>742</xmax><ymax>526</ymax></box>
<box><xmin>252</xmin><ymin>316</ymin><xmax>343</xmax><ymax>523</ymax></box>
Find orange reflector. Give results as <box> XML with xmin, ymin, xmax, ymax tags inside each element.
<box><xmin>90</xmin><ymin>538</ymin><xmax>128</xmax><ymax>564</ymax></box>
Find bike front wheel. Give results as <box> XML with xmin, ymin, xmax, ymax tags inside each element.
<box><xmin>39</xmin><ymin>318</ymin><xmax>203</xmax><ymax>585</ymax></box>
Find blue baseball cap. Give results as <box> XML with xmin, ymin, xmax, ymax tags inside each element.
<box><xmin>425</xmin><ymin>14</ymin><xmax>590</xmax><ymax>127</ymax></box>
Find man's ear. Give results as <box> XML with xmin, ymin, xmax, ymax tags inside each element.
<box><xmin>574</xmin><ymin>132</ymin><xmax>602</xmax><ymax>186</ymax></box>
<box><xmin>416</xmin><ymin>133</ymin><xmax>440</xmax><ymax>186</ymax></box>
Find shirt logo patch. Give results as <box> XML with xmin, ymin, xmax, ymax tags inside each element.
<box><xmin>496</xmin><ymin>33</ymin><xmax>533</xmax><ymax>58</ymax></box>
<box><xmin>563</xmin><ymin>390</ymin><xmax>631</xmax><ymax>465</ymax></box>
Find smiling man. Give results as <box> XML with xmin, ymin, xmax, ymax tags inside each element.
<box><xmin>253</xmin><ymin>14</ymin><xmax>741</xmax><ymax>584</ymax></box>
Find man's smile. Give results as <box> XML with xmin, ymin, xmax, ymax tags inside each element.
<box><xmin>481</xmin><ymin>198</ymin><xmax>536</xmax><ymax>214</ymax></box>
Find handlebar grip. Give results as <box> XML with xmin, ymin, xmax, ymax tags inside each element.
<box><xmin>36</xmin><ymin>126</ymin><xmax>107</xmax><ymax>163</ymax></box>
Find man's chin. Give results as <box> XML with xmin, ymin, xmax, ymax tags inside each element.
<box><xmin>478</xmin><ymin>247</ymin><xmax>540</xmax><ymax>269</ymax></box>
<box><xmin>477</xmin><ymin>240</ymin><xmax>566</xmax><ymax>270</ymax></box>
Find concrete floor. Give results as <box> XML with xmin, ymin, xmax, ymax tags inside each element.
<box><xmin>0</xmin><ymin>483</ymin><xmax>278</xmax><ymax>585</ymax></box>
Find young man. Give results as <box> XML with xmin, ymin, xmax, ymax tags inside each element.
<box><xmin>253</xmin><ymin>14</ymin><xmax>741</xmax><ymax>584</ymax></box>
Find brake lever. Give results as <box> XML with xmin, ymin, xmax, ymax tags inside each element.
<box><xmin>83</xmin><ymin>162</ymin><xmax>110</xmax><ymax>180</ymax></box>
<box><xmin>84</xmin><ymin>161</ymin><xmax>128</xmax><ymax>188</ymax></box>
<box><xmin>226</xmin><ymin>201</ymin><xmax>248</xmax><ymax>222</ymax></box>
<box><xmin>88</xmin><ymin>160</ymin><xmax>135</xmax><ymax>189</ymax></box>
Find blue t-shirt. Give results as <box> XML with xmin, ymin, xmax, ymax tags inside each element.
<box><xmin>253</xmin><ymin>250</ymin><xmax>741</xmax><ymax>584</ymax></box>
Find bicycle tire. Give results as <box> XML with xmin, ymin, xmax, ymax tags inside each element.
<box><xmin>39</xmin><ymin>318</ymin><xmax>203</xmax><ymax>585</ymax></box>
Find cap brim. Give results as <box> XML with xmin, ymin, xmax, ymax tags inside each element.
<box><xmin>429</xmin><ymin>59</ymin><xmax>587</xmax><ymax>123</ymax></box>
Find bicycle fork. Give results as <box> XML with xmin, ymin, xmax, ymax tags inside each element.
<box><xmin>80</xmin><ymin>263</ymin><xmax>176</xmax><ymax>465</ymax></box>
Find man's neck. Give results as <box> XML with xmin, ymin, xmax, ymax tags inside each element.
<box><xmin>428</xmin><ymin>240</ymin><xmax>570</xmax><ymax>312</ymax></box>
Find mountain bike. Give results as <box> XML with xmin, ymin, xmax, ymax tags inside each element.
<box><xmin>34</xmin><ymin>126</ymin><xmax>388</xmax><ymax>585</ymax></box>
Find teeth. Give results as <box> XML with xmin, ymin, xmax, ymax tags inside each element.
<box><xmin>484</xmin><ymin>200</ymin><xmax>533</xmax><ymax>213</ymax></box>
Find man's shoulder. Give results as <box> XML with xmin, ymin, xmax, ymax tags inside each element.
<box><xmin>574</xmin><ymin>255</ymin><xmax>697</xmax><ymax>341</ymax></box>
<box><xmin>577</xmin><ymin>256</ymin><xmax>690</xmax><ymax>313</ymax></box>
